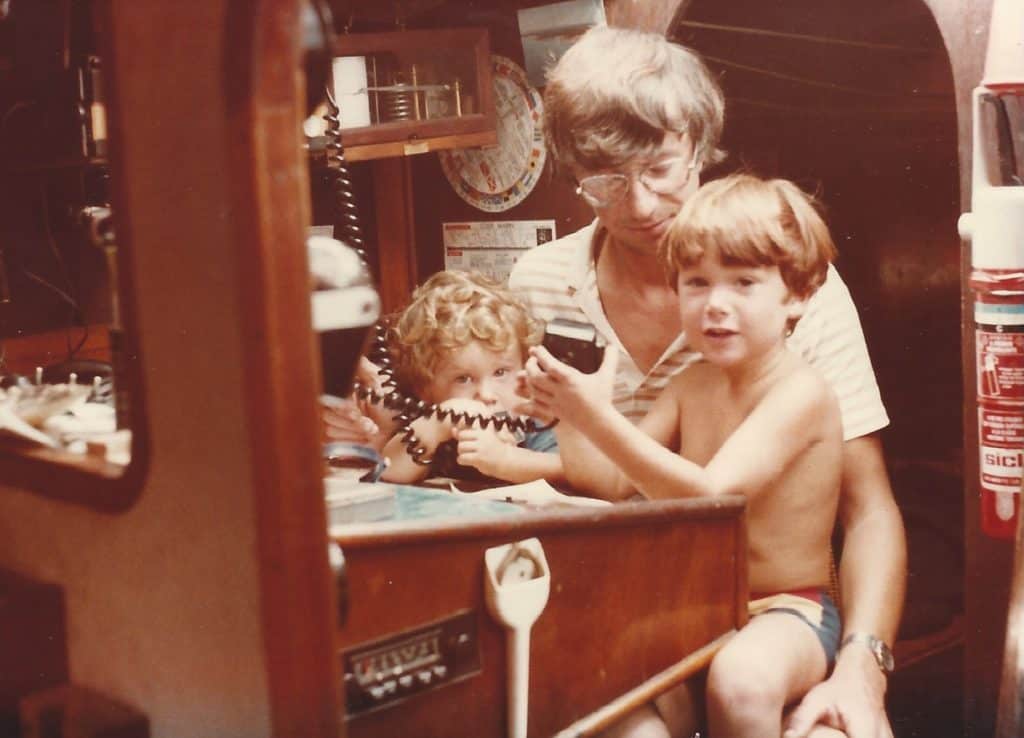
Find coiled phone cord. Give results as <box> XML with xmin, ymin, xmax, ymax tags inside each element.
<box><xmin>321</xmin><ymin>93</ymin><xmax>547</xmax><ymax>466</ymax></box>
<box><xmin>323</xmin><ymin>89</ymin><xmax>368</xmax><ymax>262</ymax></box>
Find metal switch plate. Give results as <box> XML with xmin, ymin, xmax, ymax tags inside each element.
<box><xmin>342</xmin><ymin>609</ymin><xmax>481</xmax><ymax>716</ymax></box>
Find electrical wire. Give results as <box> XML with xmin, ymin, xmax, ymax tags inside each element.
<box><xmin>676</xmin><ymin>19</ymin><xmax>933</xmax><ymax>54</ymax></box>
<box><xmin>35</xmin><ymin>180</ymin><xmax>89</xmax><ymax>362</ymax></box>
<box><xmin>702</xmin><ymin>53</ymin><xmax>945</xmax><ymax>99</ymax></box>
<box><xmin>729</xmin><ymin>95</ymin><xmax>955</xmax><ymax>116</ymax></box>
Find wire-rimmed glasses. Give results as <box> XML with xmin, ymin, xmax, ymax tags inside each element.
<box><xmin>575</xmin><ymin>154</ymin><xmax>700</xmax><ymax>209</ymax></box>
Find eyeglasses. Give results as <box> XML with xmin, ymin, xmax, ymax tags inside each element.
<box><xmin>575</xmin><ymin>155</ymin><xmax>700</xmax><ymax>209</ymax></box>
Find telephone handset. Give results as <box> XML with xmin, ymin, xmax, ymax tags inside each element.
<box><xmin>541</xmin><ymin>319</ymin><xmax>604</xmax><ymax>375</ymax></box>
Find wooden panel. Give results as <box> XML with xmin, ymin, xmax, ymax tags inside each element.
<box><xmin>373</xmin><ymin>157</ymin><xmax>419</xmax><ymax>314</ymax></box>
<box><xmin>335</xmin><ymin>497</ymin><xmax>747</xmax><ymax>738</ymax></box>
<box><xmin>1</xmin><ymin>325</ymin><xmax>110</xmax><ymax>375</ymax></box>
<box><xmin>921</xmin><ymin>0</ymin><xmax>1004</xmax><ymax>734</ymax></box>
<box><xmin>222</xmin><ymin>1</ymin><xmax>342</xmax><ymax>736</ymax></box>
<box><xmin>998</xmin><ymin>517</ymin><xmax>1024</xmax><ymax>737</ymax></box>
<box><xmin>343</xmin><ymin>130</ymin><xmax>497</xmax><ymax>163</ymax></box>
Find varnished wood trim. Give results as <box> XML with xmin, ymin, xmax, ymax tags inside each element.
<box><xmin>372</xmin><ymin>157</ymin><xmax>419</xmax><ymax>314</ymax></box>
<box><xmin>342</xmin><ymin>130</ymin><xmax>497</xmax><ymax>162</ymax></box>
<box><xmin>226</xmin><ymin>2</ymin><xmax>341</xmax><ymax>736</ymax></box>
<box><xmin>554</xmin><ymin>631</ymin><xmax>734</xmax><ymax>738</ymax></box>
<box><xmin>333</xmin><ymin>495</ymin><xmax>746</xmax><ymax>547</ymax></box>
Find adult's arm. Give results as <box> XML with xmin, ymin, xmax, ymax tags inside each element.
<box><xmin>321</xmin><ymin>356</ymin><xmax>397</xmax><ymax>449</ymax></box>
<box><xmin>784</xmin><ymin>433</ymin><xmax>907</xmax><ymax>738</ymax></box>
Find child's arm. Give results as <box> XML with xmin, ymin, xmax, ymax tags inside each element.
<box><xmin>380</xmin><ymin>397</ymin><xmax>502</xmax><ymax>484</ymax></box>
<box><xmin>525</xmin><ymin>346</ymin><xmax>681</xmax><ymax>500</ymax></box>
<box><xmin>530</xmin><ymin>346</ymin><xmax>833</xmax><ymax>500</ymax></box>
<box><xmin>454</xmin><ymin>428</ymin><xmax>564</xmax><ymax>484</ymax></box>
<box><xmin>379</xmin><ymin>412</ymin><xmax>451</xmax><ymax>484</ymax></box>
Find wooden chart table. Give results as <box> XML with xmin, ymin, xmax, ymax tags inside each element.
<box><xmin>331</xmin><ymin>487</ymin><xmax>747</xmax><ymax>738</ymax></box>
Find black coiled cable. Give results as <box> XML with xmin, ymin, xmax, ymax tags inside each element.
<box><xmin>323</xmin><ymin>89</ymin><xmax>368</xmax><ymax>262</ymax></box>
<box><xmin>321</xmin><ymin>91</ymin><xmax>551</xmax><ymax>467</ymax></box>
<box><xmin>352</xmin><ymin>323</ymin><xmax>549</xmax><ymax>465</ymax></box>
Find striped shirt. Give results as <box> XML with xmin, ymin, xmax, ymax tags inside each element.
<box><xmin>508</xmin><ymin>221</ymin><xmax>889</xmax><ymax>440</ymax></box>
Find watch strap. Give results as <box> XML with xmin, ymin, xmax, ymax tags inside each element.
<box><xmin>840</xmin><ymin>632</ymin><xmax>894</xmax><ymax>674</ymax></box>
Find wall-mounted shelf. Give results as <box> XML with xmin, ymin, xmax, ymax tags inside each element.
<box><xmin>315</xmin><ymin>27</ymin><xmax>497</xmax><ymax>161</ymax></box>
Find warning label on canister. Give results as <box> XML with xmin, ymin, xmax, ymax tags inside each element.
<box><xmin>980</xmin><ymin>405</ymin><xmax>1024</xmax><ymax>494</ymax></box>
<box><xmin>977</xmin><ymin>330</ymin><xmax>1024</xmax><ymax>401</ymax></box>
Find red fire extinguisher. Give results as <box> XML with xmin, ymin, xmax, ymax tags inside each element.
<box><xmin>959</xmin><ymin>0</ymin><xmax>1024</xmax><ymax>538</ymax></box>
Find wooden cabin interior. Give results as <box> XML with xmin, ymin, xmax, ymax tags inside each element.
<box><xmin>0</xmin><ymin>0</ymin><xmax>1016</xmax><ymax>736</ymax></box>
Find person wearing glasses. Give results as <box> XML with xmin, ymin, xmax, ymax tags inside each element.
<box><xmin>508</xmin><ymin>25</ymin><xmax>905</xmax><ymax>738</ymax></box>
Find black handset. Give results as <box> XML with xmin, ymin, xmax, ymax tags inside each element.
<box><xmin>542</xmin><ymin>319</ymin><xmax>604</xmax><ymax>374</ymax></box>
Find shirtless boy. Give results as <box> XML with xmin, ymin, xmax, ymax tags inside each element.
<box><xmin>526</xmin><ymin>173</ymin><xmax>844</xmax><ymax>737</ymax></box>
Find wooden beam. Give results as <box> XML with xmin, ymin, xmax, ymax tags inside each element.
<box><xmin>372</xmin><ymin>157</ymin><xmax>419</xmax><ymax>313</ymax></box>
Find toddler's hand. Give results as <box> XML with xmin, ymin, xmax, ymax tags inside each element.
<box><xmin>454</xmin><ymin>425</ymin><xmax>516</xmax><ymax>478</ymax></box>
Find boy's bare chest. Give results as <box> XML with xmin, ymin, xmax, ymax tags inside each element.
<box><xmin>678</xmin><ymin>403</ymin><xmax>741</xmax><ymax>465</ymax></box>
<box><xmin>675</xmin><ymin>381</ymin><xmax>760</xmax><ymax>465</ymax></box>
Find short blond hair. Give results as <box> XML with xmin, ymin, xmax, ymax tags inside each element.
<box><xmin>389</xmin><ymin>270</ymin><xmax>544</xmax><ymax>395</ymax></box>
<box><xmin>543</xmin><ymin>26</ymin><xmax>725</xmax><ymax>175</ymax></box>
<box><xmin>659</xmin><ymin>174</ymin><xmax>836</xmax><ymax>299</ymax></box>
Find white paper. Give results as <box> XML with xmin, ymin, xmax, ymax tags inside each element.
<box><xmin>450</xmin><ymin>479</ymin><xmax>611</xmax><ymax>508</ymax></box>
<box><xmin>332</xmin><ymin>56</ymin><xmax>372</xmax><ymax>128</ymax></box>
<box><xmin>443</xmin><ymin>220</ymin><xmax>556</xmax><ymax>283</ymax></box>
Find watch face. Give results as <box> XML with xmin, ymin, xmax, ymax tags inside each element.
<box><xmin>842</xmin><ymin>633</ymin><xmax>894</xmax><ymax>673</ymax></box>
<box><xmin>872</xmin><ymin>638</ymin><xmax>895</xmax><ymax>673</ymax></box>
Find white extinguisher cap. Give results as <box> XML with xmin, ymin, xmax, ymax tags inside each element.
<box><xmin>960</xmin><ymin>186</ymin><xmax>1024</xmax><ymax>270</ymax></box>
<box><xmin>983</xmin><ymin>0</ymin><xmax>1024</xmax><ymax>89</ymax></box>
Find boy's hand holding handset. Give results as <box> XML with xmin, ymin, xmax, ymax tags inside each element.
<box><xmin>524</xmin><ymin>344</ymin><xmax>617</xmax><ymax>427</ymax></box>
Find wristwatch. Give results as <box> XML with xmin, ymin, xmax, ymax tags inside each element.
<box><xmin>840</xmin><ymin>632</ymin><xmax>895</xmax><ymax>674</ymax></box>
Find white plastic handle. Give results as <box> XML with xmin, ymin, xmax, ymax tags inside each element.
<box><xmin>484</xmin><ymin>538</ymin><xmax>551</xmax><ymax>738</ymax></box>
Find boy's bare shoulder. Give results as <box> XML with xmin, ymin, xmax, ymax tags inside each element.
<box><xmin>666</xmin><ymin>360</ymin><xmax>722</xmax><ymax>399</ymax></box>
<box><xmin>774</xmin><ymin>358</ymin><xmax>841</xmax><ymax>417</ymax></box>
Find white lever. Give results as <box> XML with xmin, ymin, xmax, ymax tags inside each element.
<box><xmin>484</xmin><ymin>538</ymin><xmax>551</xmax><ymax>738</ymax></box>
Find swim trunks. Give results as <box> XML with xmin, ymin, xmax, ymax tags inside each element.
<box><xmin>748</xmin><ymin>587</ymin><xmax>841</xmax><ymax>667</ymax></box>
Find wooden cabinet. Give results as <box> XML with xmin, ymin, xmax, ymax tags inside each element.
<box><xmin>334</xmin><ymin>497</ymin><xmax>748</xmax><ymax>738</ymax></box>
<box><xmin>323</xmin><ymin>28</ymin><xmax>496</xmax><ymax>161</ymax></box>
